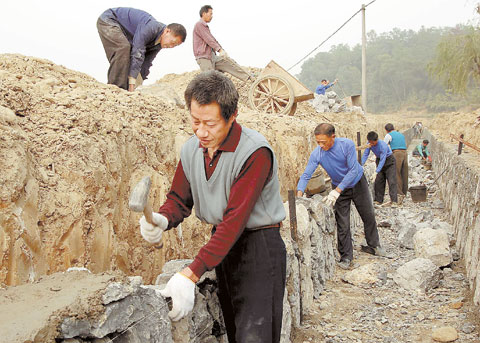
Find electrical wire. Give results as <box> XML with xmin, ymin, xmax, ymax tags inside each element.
<box><xmin>287</xmin><ymin>0</ymin><xmax>377</xmax><ymax>72</ymax></box>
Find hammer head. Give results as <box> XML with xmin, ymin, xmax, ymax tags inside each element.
<box><xmin>129</xmin><ymin>176</ymin><xmax>152</xmax><ymax>212</ymax></box>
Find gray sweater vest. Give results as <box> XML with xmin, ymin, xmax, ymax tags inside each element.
<box><xmin>180</xmin><ymin>127</ymin><xmax>285</xmax><ymax>228</ymax></box>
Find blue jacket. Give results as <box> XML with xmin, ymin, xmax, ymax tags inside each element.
<box><xmin>297</xmin><ymin>138</ymin><xmax>363</xmax><ymax>192</ymax></box>
<box><xmin>101</xmin><ymin>7</ymin><xmax>165</xmax><ymax>80</ymax></box>
<box><xmin>361</xmin><ymin>140</ymin><xmax>392</xmax><ymax>172</ymax></box>
<box><xmin>315</xmin><ymin>83</ymin><xmax>334</xmax><ymax>95</ymax></box>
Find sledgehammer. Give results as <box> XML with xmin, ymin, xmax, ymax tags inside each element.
<box><xmin>129</xmin><ymin>176</ymin><xmax>163</xmax><ymax>248</ymax></box>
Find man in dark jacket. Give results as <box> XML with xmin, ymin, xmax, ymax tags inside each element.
<box><xmin>97</xmin><ymin>7</ymin><xmax>186</xmax><ymax>91</ymax></box>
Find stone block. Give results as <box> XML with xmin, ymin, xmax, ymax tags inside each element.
<box><xmin>413</xmin><ymin>228</ymin><xmax>453</xmax><ymax>267</ymax></box>
<box><xmin>393</xmin><ymin>258</ymin><xmax>443</xmax><ymax>294</ymax></box>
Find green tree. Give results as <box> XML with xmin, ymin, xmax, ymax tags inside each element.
<box><xmin>428</xmin><ymin>25</ymin><xmax>480</xmax><ymax>94</ymax></box>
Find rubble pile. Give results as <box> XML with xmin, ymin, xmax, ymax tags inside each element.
<box><xmin>309</xmin><ymin>91</ymin><xmax>364</xmax><ymax>114</ymax></box>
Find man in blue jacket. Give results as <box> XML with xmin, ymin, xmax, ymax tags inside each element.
<box><xmin>297</xmin><ymin>123</ymin><xmax>386</xmax><ymax>269</ymax></box>
<box><xmin>315</xmin><ymin>79</ymin><xmax>338</xmax><ymax>95</ymax></box>
<box><xmin>362</xmin><ymin>131</ymin><xmax>398</xmax><ymax>207</ymax></box>
<box><xmin>97</xmin><ymin>7</ymin><xmax>186</xmax><ymax>91</ymax></box>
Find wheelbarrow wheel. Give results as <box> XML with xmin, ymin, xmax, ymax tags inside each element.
<box><xmin>248</xmin><ymin>75</ymin><xmax>295</xmax><ymax>115</ymax></box>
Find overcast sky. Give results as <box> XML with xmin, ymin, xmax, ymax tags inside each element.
<box><xmin>1</xmin><ymin>0</ymin><xmax>477</xmax><ymax>84</ymax></box>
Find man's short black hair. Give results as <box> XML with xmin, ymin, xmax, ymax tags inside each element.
<box><xmin>367</xmin><ymin>131</ymin><xmax>378</xmax><ymax>141</ymax></box>
<box><xmin>385</xmin><ymin>123</ymin><xmax>395</xmax><ymax>132</ymax></box>
<box><xmin>321</xmin><ymin>79</ymin><xmax>327</xmax><ymax>83</ymax></box>
<box><xmin>200</xmin><ymin>5</ymin><xmax>212</xmax><ymax>17</ymax></box>
<box><xmin>423</xmin><ymin>139</ymin><xmax>429</xmax><ymax>144</ymax></box>
<box><xmin>185</xmin><ymin>71</ymin><xmax>238</xmax><ymax>122</ymax></box>
<box><xmin>314</xmin><ymin>123</ymin><xmax>335</xmax><ymax>136</ymax></box>
<box><xmin>167</xmin><ymin>23</ymin><xmax>187</xmax><ymax>42</ymax></box>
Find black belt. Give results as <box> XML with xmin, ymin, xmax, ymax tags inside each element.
<box><xmin>392</xmin><ymin>149</ymin><xmax>406</xmax><ymax>151</ymax></box>
<box><xmin>244</xmin><ymin>223</ymin><xmax>282</xmax><ymax>232</ymax></box>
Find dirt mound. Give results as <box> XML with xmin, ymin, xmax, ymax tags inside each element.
<box><xmin>0</xmin><ymin>53</ymin><xmax>374</xmax><ymax>288</ymax></box>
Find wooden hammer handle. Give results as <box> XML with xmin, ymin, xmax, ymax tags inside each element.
<box><xmin>143</xmin><ymin>202</ymin><xmax>163</xmax><ymax>249</ymax></box>
<box><xmin>143</xmin><ymin>202</ymin><xmax>153</xmax><ymax>224</ymax></box>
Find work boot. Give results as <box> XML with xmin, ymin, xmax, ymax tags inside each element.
<box><xmin>337</xmin><ymin>259</ymin><xmax>352</xmax><ymax>270</ymax></box>
<box><xmin>398</xmin><ymin>194</ymin><xmax>405</xmax><ymax>205</ymax></box>
<box><xmin>390</xmin><ymin>202</ymin><xmax>398</xmax><ymax>208</ymax></box>
<box><xmin>374</xmin><ymin>246</ymin><xmax>392</xmax><ymax>258</ymax></box>
<box><xmin>373</xmin><ymin>201</ymin><xmax>382</xmax><ymax>209</ymax></box>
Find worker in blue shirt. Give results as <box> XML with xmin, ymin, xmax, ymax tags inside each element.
<box><xmin>97</xmin><ymin>7</ymin><xmax>187</xmax><ymax>91</ymax></box>
<box><xmin>315</xmin><ymin>79</ymin><xmax>338</xmax><ymax>95</ymax></box>
<box><xmin>384</xmin><ymin>123</ymin><xmax>408</xmax><ymax>204</ymax></box>
<box><xmin>297</xmin><ymin>123</ymin><xmax>386</xmax><ymax>270</ymax></box>
<box><xmin>362</xmin><ymin>131</ymin><xmax>398</xmax><ymax>207</ymax></box>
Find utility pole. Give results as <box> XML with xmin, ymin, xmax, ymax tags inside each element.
<box><xmin>361</xmin><ymin>4</ymin><xmax>367</xmax><ymax>114</ymax></box>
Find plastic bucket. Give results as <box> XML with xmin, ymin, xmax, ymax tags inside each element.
<box><xmin>409</xmin><ymin>185</ymin><xmax>427</xmax><ymax>202</ymax></box>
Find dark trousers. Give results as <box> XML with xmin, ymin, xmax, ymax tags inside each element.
<box><xmin>334</xmin><ymin>175</ymin><xmax>380</xmax><ymax>261</ymax></box>
<box><xmin>215</xmin><ymin>228</ymin><xmax>286</xmax><ymax>343</ymax></box>
<box><xmin>392</xmin><ymin>150</ymin><xmax>408</xmax><ymax>196</ymax></box>
<box><xmin>374</xmin><ymin>155</ymin><xmax>398</xmax><ymax>203</ymax></box>
<box><xmin>97</xmin><ymin>18</ymin><xmax>131</xmax><ymax>90</ymax></box>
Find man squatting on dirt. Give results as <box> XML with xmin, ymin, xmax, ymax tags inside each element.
<box><xmin>139</xmin><ymin>71</ymin><xmax>287</xmax><ymax>343</ymax></box>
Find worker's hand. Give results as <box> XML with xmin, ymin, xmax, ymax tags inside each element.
<box><xmin>218</xmin><ymin>49</ymin><xmax>228</xmax><ymax>58</ymax></box>
<box><xmin>334</xmin><ymin>79</ymin><xmax>338</xmax><ymax>84</ymax></box>
<box><xmin>139</xmin><ymin>213</ymin><xmax>168</xmax><ymax>244</ymax></box>
<box><xmin>159</xmin><ymin>272</ymin><xmax>196</xmax><ymax>321</ymax></box>
<box><xmin>322</xmin><ymin>189</ymin><xmax>341</xmax><ymax>207</ymax></box>
<box><xmin>128</xmin><ymin>84</ymin><xmax>135</xmax><ymax>92</ymax></box>
<box><xmin>296</xmin><ymin>190</ymin><xmax>304</xmax><ymax>198</ymax></box>
<box><xmin>428</xmin><ymin>156</ymin><xmax>432</xmax><ymax>162</ymax></box>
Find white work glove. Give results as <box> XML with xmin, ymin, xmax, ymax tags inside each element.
<box><xmin>322</xmin><ymin>189</ymin><xmax>341</xmax><ymax>207</ymax></box>
<box><xmin>159</xmin><ymin>272</ymin><xmax>195</xmax><ymax>321</ymax></box>
<box><xmin>218</xmin><ymin>49</ymin><xmax>228</xmax><ymax>57</ymax></box>
<box><xmin>139</xmin><ymin>212</ymin><xmax>168</xmax><ymax>244</ymax></box>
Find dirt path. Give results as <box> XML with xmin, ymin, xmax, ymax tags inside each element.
<box><xmin>292</xmin><ymin>148</ymin><xmax>479</xmax><ymax>343</ymax></box>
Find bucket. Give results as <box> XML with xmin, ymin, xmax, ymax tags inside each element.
<box><xmin>409</xmin><ymin>185</ymin><xmax>427</xmax><ymax>202</ymax></box>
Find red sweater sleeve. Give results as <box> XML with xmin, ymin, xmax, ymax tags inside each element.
<box><xmin>188</xmin><ymin>147</ymin><xmax>273</xmax><ymax>277</ymax></box>
<box><xmin>158</xmin><ymin>160</ymin><xmax>193</xmax><ymax>228</ymax></box>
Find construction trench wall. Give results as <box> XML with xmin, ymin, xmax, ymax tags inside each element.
<box><xmin>417</xmin><ymin>128</ymin><xmax>480</xmax><ymax>305</ymax></box>
<box><xmin>52</xmin><ymin>197</ymin><xmax>342</xmax><ymax>343</ymax></box>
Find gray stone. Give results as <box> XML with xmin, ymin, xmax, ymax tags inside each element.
<box><xmin>397</xmin><ymin>222</ymin><xmax>419</xmax><ymax>249</ymax></box>
<box><xmin>60</xmin><ymin>285</ymin><xmax>174</xmax><ymax>342</ymax></box>
<box><xmin>413</xmin><ymin>228</ymin><xmax>453</xmax><ymax>267</ymax></box>
<box><xmin>393</xmin><ymin>258</ymin><xmax>443</xmax><ymax>294</ymax></box>
<box><xmin>461</xmin><ymin>323</ymin><xmax>475</xmax><ymax>334</ymax></box>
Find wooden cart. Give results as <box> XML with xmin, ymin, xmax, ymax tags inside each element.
<box><xmin>248</xmin><ymin>60</ymin><xmax>314</xmax><ymax>116</ymax></box>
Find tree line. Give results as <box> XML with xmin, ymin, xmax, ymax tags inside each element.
<box><xmin>297</xmin><ymin>25</ymin><xmax>480</xmax><ymax>113</ymax></box>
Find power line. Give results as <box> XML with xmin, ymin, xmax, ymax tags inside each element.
<box><xmin>287</xmin><ymin>0</ymin><xmax>377</xmax><ymax>72</ymax></box>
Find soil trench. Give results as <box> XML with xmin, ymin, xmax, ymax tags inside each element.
<box><xmin>292</xmin><ymin>138</ymin><xmax>479</xmax><ymax>343</ymax></box>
